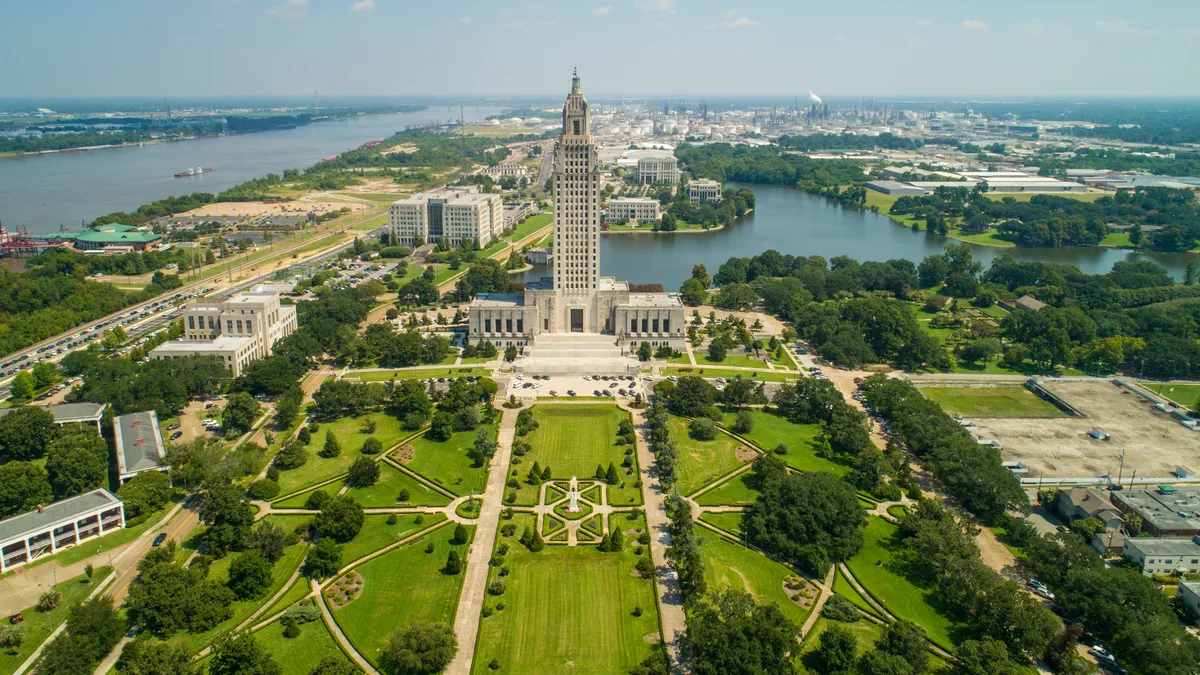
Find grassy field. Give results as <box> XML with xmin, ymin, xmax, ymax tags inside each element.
<box><xmin>471</xmin><ymin>514</ymin><xmax>660</xmax><ymax>675</ymax></box>
<box><xmin>721</xmin><ymin>410</ymin><xmax>850</xmax><ymax>475</ymax></box>
<box><xmin>0</xmin><ymin>568</ymin><xmax>112</xmax><ymax>675</ymax></box>
<box><xmin>698</xmin><ymin>511</ymin><xmax>744</xmax><ymax>536</ymax></box>
<box><xmin>261</xmin><ymin>575</ymin><xmax>313</xmax><ymax>619</ymax></box>
<box><xmin>671</xmin><ymin>416</ymin><xmax>749</xmax><ymax>496</ymax></box>
<box><xmin>920</xmin><ymin>386</ymin><xmax>1065</xmax><ymax>418</ymax></box>
<box><xmin>340</xmin><ymin>514</ymin><xmax>446</xmax><ymax>564</ymax></box>
<box><xmin>508</xmin><ymin>213</ymin><xmax>552</xmax><ymax>241</ymax></box>
<box><xmin>274</xmin><ymin>413</ymin><xmax>406</xmax><ymax>494</ymax></box>
<box><xmin>663</xmin><ymin>366</ymin><xmax>800</xmax><ymax>383</ymax></box>
<box><xmin>1143</xmin><ymin>382</ymin><xmax>1200</xmax><ymax>409</ymax></box>
<box><xmin>345</xmin><ymin>367</ymin><xmax>490</xmax><ymax>382</ymax></box>
<box><xmin>694</xmin><ymin>471</ymin><xmax>760</xmax><ymax>506</ymax></box>
<box><xmin>1101</xmin><ymin>231</ymin><xmax>1133</xmax><ymax>247</ymax></box>
<box><xmin>832</xmin><ymin>570</ymin><xmax>884</xmax><ymax>620</ymax></box>
<box><xmin>254</xmin><ymin>616</ymin><xmax>351</xmax><ymax>675</ymax></box>
<box><xmin>343</xmin><ymin>464</ymin><xmax>452</xmax><ymax>507</ymax></box>
<box><xmin>404</xmin><ymin>424</ymin><xmax>497</xmax><ymax>496</ymax></box>
<box><xmin>509</xmin><ymin>405</ymin><xmax>641</xmax><ymax>506</ymax></box>
<box><xmin>335</xmin><ymin>523</ymin><xmax>469</xmax><ymax>667</ymax></box>
<box><xmin>274</xmin><ymin>480</ymin><xmax>344</xmax><ymax>509</ymax></box>
<box><xmin>698</xmin><ymin>530</ymin><xmax>814</xmax><ymax>628</ymax></box>
<box><xmin>845</xmin><ymin>517</ymin><xmax>959</xmax><ymax>650</ymax></box>
<box><xmin>698</xmin><ymin>353</ymin><xmax>770</xmax><ymax>369</ymax></box>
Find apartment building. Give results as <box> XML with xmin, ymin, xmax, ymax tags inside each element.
<box><xmin>0</xmin><ymin>489</ymin><xmax>124</xmax><ymax>572</ymax></box>
<box><xmin>389</xmin><ymin>188</ymin><xmax>505</xmax><ymax>248</ymax></box>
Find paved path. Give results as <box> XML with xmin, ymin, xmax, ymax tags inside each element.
<box><xmin>316</xmin><ymin>577</ymin><xmax>381</xmax><ymax>675</ymax></box>
<box><xmin>445</xmin><ymin>407</ymin><xmax>518</xmax><ymax>675</ymax></box>
<box><xmin>623</xmin><ymin>402</ymin><xmax>687</xmax><ymax>673</ymax></box>
<box><xmin>800</xmin><ymin>568</ymin><xmax>837</xmax><ymax>638</ymax></box>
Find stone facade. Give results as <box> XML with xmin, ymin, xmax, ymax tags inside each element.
<box><xmin>606</xmin><ymin>197</ymin><xmax>661</xmax><ymax>224</ymax></box>
<box><xmin>635</xmin><ymin>156</ymin><xmax>680</xmax><ymax>185</ymax></box>
<box><xmin>389</xmin><ymin>187</ymin><xmax>504</xmax><ymax>248</ymax></box>
<box><xmin>688</xmin><ymin>178</ymin><xmax>723</xmax><ymax>203</ymax></box>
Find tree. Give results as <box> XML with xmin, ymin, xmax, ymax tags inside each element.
<box><xmin>46</xmin><ymin>432</ymin><xmax>108</xmax><ymax>499</ymax></box>
<box><xmin>743</xmin><ymin>470</ymin><xmax>865</xmax><ymax>576</ymax></box>
<box><xmin>307</xmin><ymin>657</ymin><xmax>359</xmax><ymax>675</ymax></box>
<box><xmin>321</xmin><ymin>431</ymin><xmax>342</xmax><ymax>458</ymax></box>
<box><xmin>9</xmin><ymin>371</ymin><xmax>34</xmax><ymax>400</ymax></box>
<box><xmin>208</xmin><ymin>632</ymin><xmax>281</xmax><ymax>675</ymax></box>
<box><xmin>680</xmin><ymin>277</ymin><xmax>708</xmax><ymax>305</ymax></box>
<box><xmin>503</xmin><ymin>345</ymin><xmax>517</xmax><ymax>362</ymax></box>
<box><xmin>609</xmin><ymin>523</ymin><xmax>624</xmax><ymax>551</ymax></box>
<box><xmin>228</xmin><ymin>550</ymin><xmax>274</xmax><ymax>600</ymax></box>
<box><xmin>707</xmin><ymin>340</ymin><xmax>727</xmax><ymax>362</ymax></box>
<box><xmin>874</xmin><ymin>620</ymin><xmax>928</xmax><ymax>674</ymax></box>
<box><xmin>312</xmin><ymin>496</ymin><xmax>365</xmax><ymax>542</ymax></box>
<box><xmin>31</xmin><ymin>360</ymin><xmax>58</xmax><ymax>389</ymax></box>
<box><xmin>1186</xmin><ymin>260</ymin><xmax>1199</xmax><ymax>286</ymax></box>
<box><xmin>118</xmin><ymin>635</ymin><xmax>200</xmax><ymax>675</ymax></box>
<box><xmin>689</xmin><ymin>417</ymin><xmax>717</xmax><ymax>440</ymax></box>
<box><xmin>0</xmin><ymin>460</ymin><xmax>53</xmax><ymax>518</ymax></box>
<box><xmin>380</xmin><ymin>622</ymin><xmax>458</xmax><ymax>675</ymax></box>
<box><xmin>0</xmin><ymin>406</ymin><xmax>57</xmax><ymax>460</ymax></box>
<box><xmin>606</xmin><ymin>462</ymin><xmax>620</xmax><ymax>485</ymax></box>
<box><xmin>304</xmin><ymin>538</ymin><xmax>342</xmax><ymax>578</ymax></box>
<box><xmin>361</xmin><ymin>437</ymin><xmax>383</xmax><ymax>455</ymax></box>
<box><xmin>250</xmin><ymin>521</ymin><xmax>288</xmax><ymax>563</ymax></box>
<box><xmin>126</xmin><ymin>563</ymin><xmax>234</xmax><ymax>637</ymax></box>
<box><xmin>637</xmin><ymin>341</ymin><xmax>652</xmax><ymax>361</ymax></box>
<box><xmin>199</xmin><ymin>482</ymin><xmax>256</xmax><ymax>554</ymax></box>
<box><xmin>468</xmin><ymin>427</ymin><xmax>497</xmax><ymax>467</ymax></box>
<box><xmin>732</xmin><ymin>409</ymin><xmax>754</xmax><ymax>434</ymax></box>
<box><xmin>222</xmin><ymin>392</ymin><xmax>261</xmax><ymax>435</ymax></box>
<box><xmin>445</xmin><ymin>550</ymin><xmax>463</xmax><ymax>575</ymax></box>
<box><xmin>949</xmin><ymin>638</ymin><xmax>1022</xmax><ymax>675</ymax></box>
<box><xmin>345</xmin><ymin>456</ymin><xmax>381</xmax><ymax>488</ymax></box>
<box><xmin>811</xmin><ymin>624</ymin><xmax>857</xmax><ymax>675</ymax></box>
<box><xmin>116</xmin><ymin>470</ymin><xmax>173</xmax><ymax>519</ymax></box>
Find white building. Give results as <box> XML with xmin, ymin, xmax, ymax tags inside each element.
<box><xmin>482</xmin><ymin>164</ymin><xmax>529</xmax><ymax>179</ymax></box>
<box><xmin>113</xmin><ymin>410</ymin><xmax>169</xmax><ymax>484</ymax></box>
<box><xmin>0</xmin><ymin>402</ymin><xmax>106</xmax><ymax>433</ymax></box>
<box><xmin>0</xmin><ymin>489</ymin><xmax>124</xmax><ymax>572</ymax></box>
<box><xmin>388</xmin><ymin>188</ymin><xmax>505</xmax><ymax>249</ymax></box>
<box><xmin>688</xmin><ymin>179</ymin><xmax>723</xmax><ymax>203</ymax></box>
<box><xmin>606</xmin><ymin>197</ymin><xmax>661</xmax><ymax>224</ymax></box>
<box><xmin>635</xmin><ymin>156</ymin><xmax>680</xmax><ymax>185</ymax></box>
<box><xmin>149</xmin><ymin>286</ymin><xmax>298</xmax><ymax>377</ymax></box>
<box><xmin>1123</xmin><ymin>537</ymin><xmax>1200</xmax><ymax>577</ymax></box>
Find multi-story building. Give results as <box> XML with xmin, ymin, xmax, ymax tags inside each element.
<box><xmin>635</xmin><ymin>156</ymin><xmax>679</xmax><ymax>185</ymax></box>
<box><xmin>1112</xmin><ymin>487</ymin><xmax>1200</xmax><ymax>538</ymax></box>
<box><xmin>0</xmin><ymin>489</ymin><xmax>124</xmax><ymax>572</ymax></box>
<box><xmin>606</xmin><ymin>197</ymin><xmax>661</xmax><ymax>225</ymax></box>
<box><xmin>688</xmin><ymin>179</ymin><xmax>723</xmax><ymax>203</ymax></box>
<box><xmin>389</xmin><ymin>187</ymin><xmax>504</xmax><ymax>248</ymax></box>
<box><xmin>113</xmin><ymin>410</ymin><xmax>168</xmax><ymax>484</ymax></box>
<box><xmin>149</xmin><ymin>286</ymin><xmax>298</xmax><ymax>377</ymax></box>
<box><xmin>482</xmin><ymin>164</ymin><xmax>529</xmax><ymax>178</ymax></box>
<box><xmin>468</xmin><ymin>70</ymin><xmax>684</xmax><ymax>352</ymax></box>
<box><xmin>1123</xmin><ymin>537</ymin><xmax>1200</xmax><ymax>577</ymax></box>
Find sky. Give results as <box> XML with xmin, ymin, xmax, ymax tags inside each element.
<box><xmin>3</xmin><ymin>0</ymin><xmax>1200</xmax><ymax>99</ymax></box>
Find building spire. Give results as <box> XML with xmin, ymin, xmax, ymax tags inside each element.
<box><xmin>571</xmin><ymin>67</ymin><xmax>580</xmax><ymax>92</ymax></box>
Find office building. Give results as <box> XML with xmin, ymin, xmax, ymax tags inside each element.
<box><xmin>635</xmin><ymin>156</ymin><xmax>679</xmax><ymax>185</ymax></box>
<box><xmin>1112</xmin><ymin>487</ymin><xmax>1200</xmax><ymax>538</ymax></box>
<box><xmin>0</xmin><ymin>489</ymin><xmax>124</xmax><ymax>572</ymax></box>
<box><xmin>1123</xmin><ymin>537</ymin><xmax>1200</xmax><ymax>576</ymax></box>
<box><xmin>606</xmin><ymin>197</ymin><xmax>661</xmax><ymax>224</ymax></box>
<box><xmin>0</xmin><ymin>402</ymin><xmax>106</xmax><ymax>433</ymax></box>
<box><xmin>113</xmin><ymin>410</ymin><xmax>169</xmax><ymax>484</ymax></box>
<box><xmin>389</xmin><ymin>188</ymin><xmax>505</xmax><ymax>248</ymax></box>
<box><xmin>150</xmin><ymin>286</ymin><xmax>298</xmax><ymax>377</ymax></box>
<box><xmin>688</xmin><ymin>179</ymin><xmax>723</xmax><ymax>203</ymax></box>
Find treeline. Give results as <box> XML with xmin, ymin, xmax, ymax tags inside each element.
<box><xmin>67</xmin><ymin>354</ymin><xmax>229</xmax><ymax>418</ymax></box>
<box><xmin>0</xmin><ymin>129</ymin><xmax>165</xmax><ymax>153</ymax></box>
<box><xmin>1033</xmin><ymin>146</ymin><xmax>1200</xmax><ymax>179</ymax></box>
<box><xmin>651</xmin><ymin>187</ymin><xmax>755</xmax><ymax>230</ymax></box>
<box><xmin>775</xmin><ymin>132</ymin><xmax>924</xmax><ymax>152</ymax></box>
<box><xmin>675</xmin><ymin>143</ymin><xmax>865</xmax><ymax>192</ymax></box>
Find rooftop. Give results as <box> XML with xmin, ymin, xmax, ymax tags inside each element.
<box><xmin>1114</xmin><ymin>487</ymin><xmax>1200</xmax><ymax>534</ymax></box>
<box><xmin>113</xmin><ymin>410</ymin><xmax>166</xmax><ymax>477</ymax></box>
<box><xmin>623</xmin><ymin>293</ymin><xmax>683</xmax><ymax>308</ymax></box>
<box><xmin>0</xmin><ymin>489</ymin><xmax>122</xmax><ymax>544</ymax></box>
<box><xmin>150</xmin><ymin>335</ymin><xmax>255</xmax><ymax>352</ymax></box>
<box><xmin>1124</xmin><ymin>536</ymin><xmax>1200</xmax><ymax>558</ymax></box>
<box><xmin>0</xmin><ymin>402</ymin><xmax>106</xmax><ymax>424</ymax></box>
<box><xmin>75</xmin><ymin>229</ymin><xmax>162</xmax><ymax>244</ymax></box>
<box><xmin>472</xmin><ymin>293</ymin><xmax>525</xmax><ymax>308</ymax></box>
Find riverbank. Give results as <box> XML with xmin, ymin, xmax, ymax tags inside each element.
<box><xmin>602</xmin><ymin>208</ymin><xmax>753</xmax><ymax>235</ymax></box>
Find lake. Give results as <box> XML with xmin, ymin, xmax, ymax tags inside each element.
<box><xmin>513</xmin><ymin>182</ymin><xmax>1196</xmax><ymax>286</ymax></box>
<box><xmin>0</xmin><ymin>105</ymin><xmax>506</xmax><ymax>234</ymax></box>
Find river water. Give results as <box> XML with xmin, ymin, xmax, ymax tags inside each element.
<box><xmin>0</xmin><ymin>106</ymin><xmax>506</xmax><ymax>233</ymax></box>
<box><xmin>514</xmin><ymin>181</ymin><xmax>1196</xmax><ymax>286</ymax></box>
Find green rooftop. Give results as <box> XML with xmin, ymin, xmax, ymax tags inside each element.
<box><xmin>74</xmin><ymin>230</ymin><xmax>162</xmax><ymax>244</ymax></box>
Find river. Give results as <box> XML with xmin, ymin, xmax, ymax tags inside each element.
<box><xmin>0</xmin><ymin>106</ymin><xmax>506</xmax><ymax>234</ymax></box>
<box><xmin>513</xmin><ymin>181</ymin><xmax>1196</xmax><ymax>286</ymax></box>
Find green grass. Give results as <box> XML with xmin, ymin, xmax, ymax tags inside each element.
<box><xmin>832</xmin><ymin>570</ymin><xmax>884</xmax><ymax>620</ymax></box>
<box><xmin>340</xmin><ymin>514</ymin><xmax>446</xmax><ymax>564</ymax></box>
<box><xmin>343</xmin><ymin>464</ymin><xmax>452</xmax><ymax>507</ymax></box>
<box><xmin>697</xmin><ymin>530</ymin><xmax>814</xmax><ymax>628</ymax></box>
<box><xmin>509</xmin><ymin>405</ymin><xmax>641</xmax><ymax>506</ymax></box>
<box><xmin>1143</xmin><ymin>382</ymin><xmax>1200</xmax><ymax>409</ymax></box>
<box><xmin>666</xmin><ymin>351</ymin><xmax>693</xmax><ymax>364</ymax></box>
<box><xmin>334</xmin><ymin>523</ymin><xmax>470</xmax><ymax>667</ymax></box>
<box><xmin>274</xmin><ymin>413</ymin><xmax>406</xmax><ymax>494</ymax></box>
<box><xmin>672</xmin><ymin>417</ymin><xmax>749</xmax><ymax>496</ymax></box>
<box><xmin>471</xmin><ymin>515</ymin><xmax>660</xmax><ymax>675</ymax></box>
<box><xmin>694</xmin><ymin>471</ymin><xmax>760</xmax><ymax>506</ymax></box>
<box><xmin>721</xmin><ymin>410</ymin><xmax>850</xmax><ymax>476</ymax></box>
<box><xmin>663</xmin><ymin>367</ymin><xmax>800</xmax><ymax>383</ymax></box>
<box><xmin>273</xmin><ymin>480</ymin><xmax>344</xmax><ymax>509</ymax></box>
<box><xmin>404</xmin><ymin>423</ymin><xmax>497</xmax><ymax>496</ymax></box>
<box><xmin>845</xmin><ymin>517</ymin><xmax>959</xmax><ymax>650</ymax></box>
<box><xmin>345</xmin><ymin>367</ymin><xmax>489</xmax><ymax>382</ymax></box>
<box><xmin>887</xmin><ymin>505</ymin><xmax>909</xmax><ymax>520</ymax></box>
<box><xmin>508</xmin><ymin>213</ymin><xmax>552</xmax><ymax>241</ymax></box>
<box><xmin>699</xmin><ymin>353</ymin><xmax>769</xmax><ymax>369</ymax></box>
<box><xmin>0</xmin><ymin>567</ymin><xmax>112</xmax><ymax>675</ymax></box>
<box><xmin>253</xmin><ymin>613</ymin><xmax>353</xmax><ymax>674</ymax></box>
<box><xmin>920</xmin><ymin>386</ymin><xmax>1065</xmax><ymax>418</ymax></box>
<box><xmin>798</xmin><ymin>616</ymin><xmax>885</xmax><ymax>672</ymax></box>
<box><xmin>1101</xmin><ymin>231</ymin><xmax>1133</xmax><ymax>247</ymax></box>
<box><xmin>261</xmin><ymin>575</ymin><xmax>313</xmax><ymax>620</ymax></box>
<box><xmin>699</xmin><ymin>511</ymin><xmax>744</xmax><ymax>536</ymax></box>
<box><xmin>22</xmin><ymin>506</ymin><xmax>170</xmax><ymax>569</ymax></box>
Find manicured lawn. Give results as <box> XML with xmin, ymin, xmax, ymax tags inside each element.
<box><xmin>1143</xmin><ymin>382</ymin><xmax>1200</xmax><ymax>409</ymax></box>
<box><xmin>1101</xmin><ymin>231</ymin><xmax>1132</xmax><ymax>247</ymax></box>
<box><xmin>346</xmin><ymin>367</ymin><xmax>490</xmax><ymax>382</ymax></box>
<box><xmin>471</xmin><ymin>515</ymin><xmax>660</xmax><ymax>675</ymax></box>
<box><xmin>663</xmin><ymin>367</ymin><xmax>799</xmax><ymax>383</ymax></box>
<box><xmin>261</xmin><ymin>575</ymin><xmax>313</xmax><ymax>620</ymax></box>
<box><xmin>671</xmin><ymin>416</ymin><xmax>748</xmax><ymax>497</ymax></box>
<box><xmin>24</xmin><ymin>506</ymin><xmax>169</xmax><ymax>569</ymax></box>
<box><xmin>697</xmin><ymin>531</ymin><xmax>814</xmax><ymax>628</ymax></box>
<box><xmin>699</xmin><ymin>353</ymin><xmax>769</xmax><ymax>369</ymax></box>
<box><xmin>275</xmin><ymin>413</ymin><xmax>407</xmax><ymax>494</ymax></box>
<box><xmin>403</xmin><ymin>424</ymin><xmax>497</xmax><ymax>496</ymax></box>
<box><xmin>845</xmin><ymin>517</ymin><xmax>959</xmax><ymax>650</ymax></box>
<box><xmin>721</xmin><ymin>410</ymin><xmax>850</xmax><ymax>476</ymax></box>
<box><xmin>798</xmin><ymin>616</ymin><xmax>884</xmax><ymax>670</ymax></box>
<box><xmin>699</xmin><ymin>511</ymin><xmax>744</xmax><ymax>536</ymax></box>
<box><xmin>335</xmin><ymin>523</ymin><xmax>470</xmax><ymax>667</ymax></box>
<box><xmin>254</xmin><ymin>616</ymin><xmax>351</xmax><ymax>675</ymax></box>
<box><xmin>832</xmin><ymin>570</ymin><xmax>884</xmax><ymax>620</ymax></box>
<box><xmin>508</xmin><ymin>213</ymin><xmax>552</xmax><ymax>241</ymax></box>
<box><xmin>340</xmin><ymin>514</ymin><xmax>446</xmax><ymax>565</ymax></box>
<box><xmin>509</xmin><ymin>405</ymin><xmax>641</xmax><ymax>506</ymax></box>
<box><xmin>694</xmin><ymin>471</ymin><xmax>760</xmax><ymax>507</ymax></box>
<box><xmin>344</xmin><ymin>464</ymin><xmax>452</xmax><ymax>507</ymax></box>
<box><xmin>663</xmin><ymin>350</ymin><xmax>693</xmax><ymax>365</ymax></box>
<box><xmin>274</xmin><ymin>480</ymin><xmax>344</xmax><ymax>509</ymax></box>
<box><xmin>0</xmin><ymin>568</ymin><xmax>112</xmax><ymax>675</ymax></box>
<box><xmin>920</xmin><ymin>386</ymin><xmax>1064</xmax><ymax>418</ymax></box>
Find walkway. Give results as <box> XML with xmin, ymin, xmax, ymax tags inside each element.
<box><xmin>444</xmin><ymin>407</ymin><xmax>518</xmax><ymax>675</ymax></box>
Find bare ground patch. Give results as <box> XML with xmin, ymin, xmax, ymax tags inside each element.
<box><xmin>735</xmin><ymin>445</ymin><xmax>759</xmax><ymax>462</ymax></box>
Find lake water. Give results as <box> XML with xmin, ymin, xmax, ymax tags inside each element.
<box><xmin>0</xmin><ymin>106</ymin><xmax>506</xmax><ymax>234</ymax></box>
<box><xmin>513</xmin><ymin>181</ymin><xmax>1196</xmax><ymax>286</ymax></box>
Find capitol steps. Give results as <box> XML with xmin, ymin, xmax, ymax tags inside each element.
<box><xmin>514</xmin><ymin>333</ymin><xmax>640</xmax><ymax>374</ymax></box>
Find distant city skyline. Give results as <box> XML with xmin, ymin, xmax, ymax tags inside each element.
<box><xmin>3</xmin><ymin>0</ymin><xmax>1198</xmax><ymax>98</ymax></box>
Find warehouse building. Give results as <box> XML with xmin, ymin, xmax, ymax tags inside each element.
<box><xmin>0</xmin><ymin>489</ymin><xmax>125</xmax><ymax>572</ymax></box>
<box><xmin>1112</xmin><ymin>486</ymin><xmax>1200</xmax><ymax>537</ymax></box>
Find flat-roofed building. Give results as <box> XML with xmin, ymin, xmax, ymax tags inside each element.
<box><xmin>1123</xmin><ymin>536</ymin><xmax>1200</xmax><ymax>576</ymax></box>
<box><xmin>389</xmin><ymin>188</ymin><xmax>505</xmax><ymax>248</ymax></box>
<box><xmin>1180</xmin><ymin>580</ymin><xmax>1200</xmax><ymax>616</ymax></box>
<box><xmin>1112</xmin><ymin>487</ymin><xmax>1200</xmax><ymax>538</ymax></box>
<box><xmin>0</xmin><ymin>402</ymin><xmax>106</xmax><ymax>433</ymax></box>
<box><xmin>606</xmin><ymin>197</ymin><xmax>661</xmax><ymax>224</ymax></box>
<box><xmin>635</xmin><ymin>156</ymin><xmax>679</xmax><ymax>185</ymax></box>
<box><xmin>149</xmin><ymin>286</ymin><xmax>297</xmax><ymax>377</ymax></box>
<box><xmin>687</xmin><ymin>179</ymin><xmax>723</xmax><ymax>203</ymax></box>
<box><xmin>0</xmin><ymin>489</ymin><xmax>124</xmax><ymax>572</ymax></box>
<box><xmin>866</xmin><ymin>180</ymin><xmax>926</xmax><ymax>195</ymax></box>
<box><xmin>113</xmin><ymin>411</ymin><xmax>168</xmax><ymax>484</ymax></box>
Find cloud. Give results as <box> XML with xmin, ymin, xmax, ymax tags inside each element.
<box><xmin>726</xmin><ymin>8</ymin><xmax>737</xmax><ymax>17</ymax></box>
<box><xmin>708</xmin><ymin>10</ymin><xmax>758</xmax><ymax>29</ymax></box>
<box><xmin>915</xmin><ymin>19</ymin><xmax>932</xmax><ymax>27</ymax></box>
<box><xmin>459</xmin><ymin>15</ymin><xmax>471</xmax><ymax>24</ymax></box>
<box><xmin>1023</xmin><ymin>18</ymin><xmax>1046</xmax><ymax>37</ymax></box>
<box><xmin>635</xmin><ymin>0</ymin><xmax>674</xmax><ymax>13</ymax></box>
<box><xmin>961</xmin><ymin>19</ymin><xmax>987</xmax><ymax>31</ymax></box>
<box><xmin>1096</xmin><ymin>19</ymin><xmax>1128</xmax><ymax>30</ymax></box>
<box><xmin>655</xmin><ymin>21</ymin><xmax>666</xmax><ymax>28</ymax></box>
<box><xmin>592</xmin><ymin>5</ymin><xmax>612</xmax><ymax>15</ymax></box>
<box><xmin>265</xmin><ymin>0</ymin><xmax>307</xmax><ymax>18</ymax></box>
<box><xmin>351</xmin><ymin>0</ymin><xmax>375</xmax><ymax>11</ymax></box>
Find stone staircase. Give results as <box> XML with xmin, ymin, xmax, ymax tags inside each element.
<box><xmin>514</xmin><ymin>333</ymin><xmax>640</xmax><ymax>374</ymax></box>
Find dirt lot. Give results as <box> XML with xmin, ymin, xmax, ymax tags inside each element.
<box><xmin>972</xmin><ymin>379</ymin><xmax>1197</xmax><ymax>479</ymax></box>
<box><xmin>183</xmin><ymin>199</ymin><xmax>366</xmax><ymax>218</ymax></box>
